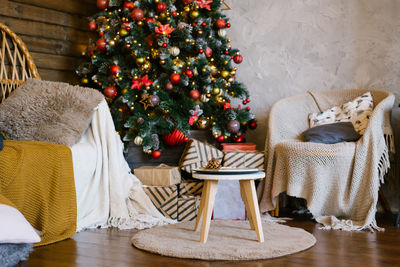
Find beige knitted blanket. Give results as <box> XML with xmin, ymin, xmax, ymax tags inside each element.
<box><xmin>258</xmin><ymin>89</ymin><xmax>395</xmax><ymax>231</ymax></box>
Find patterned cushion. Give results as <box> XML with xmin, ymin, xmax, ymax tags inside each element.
<box><xmin>309</xmin><ymin>92</ymin><xmax>374</xmax><ymax>134</ymax></box>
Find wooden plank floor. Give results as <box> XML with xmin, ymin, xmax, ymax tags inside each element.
<box><xmin>20</xmin><ymin>219</ymin><xmax>400</xmax><ymax>267</ymax></box>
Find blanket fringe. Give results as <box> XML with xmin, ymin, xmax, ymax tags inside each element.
<box><xmin>378</xmin><ymin>134</ymin><xmax>394</xmax><ymax>184</ymax></box>
<box><xmin>316</xmin><ymin>216</ymin><xmax>385</xmax><ymax>232</ymax></box>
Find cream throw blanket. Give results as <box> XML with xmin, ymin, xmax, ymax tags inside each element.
<box><xmin>72</xmin><ymin>100</ymin><xmax>174</xmax><ymax>231</ymax></box>
<box><xmin>258</xmin><ymin>89</ymin><xmax>395</xmax><ymax>231</ymax></box>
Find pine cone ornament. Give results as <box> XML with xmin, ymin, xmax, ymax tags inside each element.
<box><xmin>205</xmin><ymin>158</ymin><xmax>221</xmax><ymax>169</ymax></box>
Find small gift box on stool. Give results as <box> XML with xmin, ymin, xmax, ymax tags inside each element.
<box><xmin>142</xmin><ymin>185</ymin><xmax>178</xmax><ymax>220</ymax></box>
<box><xmin>134</xmin><ymin>165</ymin><xmax>181</xmax><ymax>186</ymax></box>
<box><xmin>179</xmin><ymin>139</ymin><xmax>224</xmax><ymax>173</ymax></box>
<box><xmin>223</xmin><ymin>151</ymin><xmax>265</xmax><ymax>170</ymax></box>
<box><xmin>177</xmin><ymin>195</ymin><xmax>200</xmax><ymax>222</ymax></box>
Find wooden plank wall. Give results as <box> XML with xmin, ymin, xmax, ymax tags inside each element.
<box><xmin>0</xmin><ymin>0</ymin><xmax>97</xmax><ymax>84</ymax></box>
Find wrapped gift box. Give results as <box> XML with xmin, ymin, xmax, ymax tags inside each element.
<box><xmin>134</xmin><ymin>165</ymin><xmax>181</xmax><ymax>186</ymax></box>
<box><xmin>178</xmin><ymin>180</ymin><xmax>204</xmax><ymax>197</ymax></box>
<box><xmin>221</xmin><ymin>143</ymin><xmax>257</xmax><ymax>151</ymax></box>
<box><xmin>179</xmin><ymin>139</ymin><xmax>223</xmax><ymax>173</ymax></box>
<box><xmin>223</xmin><ymin>151</ymin><xmax>265</xmax><ymax>170</ymax></box>
<box><xmin>177</xmin><ymin>196</ymin><xmax>200</xmax><ymax>222</ymax></box>
<box><xmin>142</xmin><ymin>185</ymin><xmax>178</xmax><ymax>220</ymax></box>
<box><xmin>213</xmin><ymin>180</ymin><xmax>247</xmax><ymax>220</ymax></box>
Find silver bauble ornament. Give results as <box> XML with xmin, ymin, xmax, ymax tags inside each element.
<box><xmin>170</xmin><ymin>46</ymin><xmax>180</xmax><ymax>56</ymax></box>
<box><xmin>218</xmin><ymin>29</ymin><xmax>227</xmax><ymax>37</ymax></box>
<box><xmin>134</xmin><ymin>136</ymin><xmax>143</xmax><ymax>145</ymax></box>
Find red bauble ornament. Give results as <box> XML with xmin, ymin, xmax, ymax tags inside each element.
<box><xmin>242</xmin><ymin>99</ymin><xmax>247</xmax><ymax>105</ymax></box>
<box><xmin>152</xmin><ymin>150</ymin><xmax>162</xmax><ymax>159</ymax></box>
<box><xmin>201</xmin><ymin>22</ymin><xmax>207</xmax><ymax>27</ymax></box>
<box><xmin>236</xmin><ymin>136</ymin><xmax>243</xmax><ymax>143</ymax></box>
<box><xmin>249</xmin><ymin>120</ymin><xmax>257</xmax><ymax>130</ymax></box>
<box><xmin>246</xmin><ymin>98</ymin><xmax>250</xmax><ymax>103</ymax></box>
<box><xmin>162</xmin><ymin>129</ymin><xmax>187</xmax><ymax>146</ymax></box>
<box><xmin>170</xmin><ymin>73</ymin><xmax>181</xmax><ymax>84</ymax></box>
<box><xmin>110</xmin><ymin>65</ymin><xmax>121</xmax><ymax>75</ymax></box>
<box><xmin>246</xmin><ymin>107</ymin><xmax>251</xmax><ymax>111</ymax></box>
<box><xmin>199</xmin><ymin>49</ymin><xmax>204</xmax><ymax>54</ymax></box>
<box><xmin>172</xmin><ymin>11</ymin><xmax>178</xmax><ymax>16</ymax></box>
<box><xmin>97</xmin><ymin>0</ymin><xmax>109</xmax><ymax>9</ymax></box>
<box><xmin>99</xmin><ymin>32</ymin><xmax>104</xmax><ymax>37</ymax></box>
<box><xmin>157</xmin><ymin>2</ymin><xmax>167</xmax><ymax>13</ymax></box>
<box><xmin>124</xmin><ymin>2</ymin><xmax>135</xmax><ymax>9</ymax></box>
<box><xmin>226</xmin><ymin>23</ymin><xmax>231</xmax><ymax>28</ymax></box>
<box><xmin>89</xmin><ymin>21</ymin><xmax>97</xmax><ymax>31</ymax></box>
<box><xmin>233</xmin><ymin>54</ymin><xmax>243</xmax><ymax>64</ymax></box>
<box><xmin>96</xmin><ymin>38</ymin><xmax>107</xmax><ymax>51</ymax></box>
<box><xmin>216</xmin><ymin>19</ymin><xmax>226</xmax><ymax>29</ymax></box>
<box><xmin>104</xmin><ymin>86</ymin><xmax>117</xmax><ymax>99</ymax></box>
<box><xmin>205</xmin><ymin>47</ymin><xmax>212</xmax><ymax>57</ymax></box>
<box><xmin>227</xmin><ymin>120</ymin><xmax>240</xmax><ymax>133</ymax></box>
<box><xmin>185</xmin><ymin>69</ymin><xmax>194</xmax><ymax>78</ymax></box>
<box><xmin>225</xmin><ymin>50</ymin><xmax>230</xmax><ymax>55</ymax></box>
<box><xmin>189</xmin><ymin>89</ymin><xmax>200</xmax><ymax>99</ymax></box>
<box><xmin>217</xmin><ymin>135</ymin><xmax>225</xmax><ymax>143</ymax></box>
<box><xmin>162</xmin><ymin>42</ymin><xmax>168</xmax><ymax>48</ymax></box>
<box><xmin>132</xmin><ymin>8</ymin><xmax>144</xmax><ymax>21</ymax></box>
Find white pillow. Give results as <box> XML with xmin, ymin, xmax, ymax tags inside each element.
<box><xmin>0</xmin><ymin>204</ymin><xmax>41</xmax><ymax>244</ymax></box>
<box><xmin>309</xmin><ymin>92</ymin><xmax>374</xmax><ymax>135</ymax></box>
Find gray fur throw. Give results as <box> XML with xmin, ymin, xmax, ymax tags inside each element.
<box><xmin>0</xmin><ymin>243</ymin><xmax>33</xmax><ymax>267</ymax></box>
<box><xmin>0</xmin><ymin>79</ymin><xmax>104</xmax><ymax>146</ymax></box>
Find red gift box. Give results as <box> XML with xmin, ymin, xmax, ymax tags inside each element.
<box><xmin>221</xmin><ymin>143</ymin><xmax>257</xmax><ymax>151</ymax></box>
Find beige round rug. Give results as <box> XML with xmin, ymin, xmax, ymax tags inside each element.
<box><xmin>131</xmin><ymin>220</ymin><xmax>316</xmax><ymax>260</ymax></box>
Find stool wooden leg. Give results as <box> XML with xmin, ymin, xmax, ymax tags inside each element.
<box><xmin>240</xmin><ymin>180</ymin><xmax>264</xmax><ymax>243</ymax></box>
<box><xmin>275</xmin><ymin>195</ymin><xmax>280</xmax><ymax>217</ymax></box>
<box><xmin>200</xmin><ymin>180</ymin><xmax>218</xmax><ymax>243</ymax></box>
<box><xmin>194</xmin><ymin>181</ymin><xmax>209</xmax><ymax>232</ymax></box>
<box><xmin>240</xmin><ymin>183</ymin><xmax>255</xmax><ymax>230</ymax></box>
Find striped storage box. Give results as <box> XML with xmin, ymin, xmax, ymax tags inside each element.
<box><xmin>179</xmin><ymin>180</ymin><xmax>204</xmax><ymax>197</ymax></box>
<box><xmin>177</xmin><ymin>196</ymin><xmax>200</xmax><ymax>222</ymax></box>
<box><xmin>143</xmin><ymin>185</ymin><xmax>178</xmax><ymax>220</ymax></box>
<box><xmin>223</xmin><ymin>151</ymin><xmax>265</xmax><ymax>170</ymax></box>
<box><xmin>179</xmin><ymin>139</ymin><xmax>223</xmax><ymax>173</ymax></box>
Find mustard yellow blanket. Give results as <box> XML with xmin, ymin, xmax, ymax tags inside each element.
<box><xmin>0</xmin><ymin>140</ymin><xmax>76</xmax><ymax>246</ymax></box>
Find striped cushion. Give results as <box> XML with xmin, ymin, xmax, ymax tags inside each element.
<box><xmin>223</xmin><ymin>151</ymin><xmax>265</xmax><ymax>170</ymax></box>
<box><xmin>179</xmin><ymin>139</ymin><xmax>223</xmax><ymax>173</ymax></box>
<box><xmin>143</xmin><ymin>185</ymin><xmax>178</xmax><ymax>220</ymax></box>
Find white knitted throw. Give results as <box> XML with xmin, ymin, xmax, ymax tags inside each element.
<box><xmin>258</xmin><ymin>89</ymin><xmax>395</xmax><ymax>231</ymax></box>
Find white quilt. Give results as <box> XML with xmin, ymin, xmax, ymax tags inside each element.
<box><xmin>71</xmin><ymin>100</ymin><xmax>173</xmax><ymax>231</ymax></box>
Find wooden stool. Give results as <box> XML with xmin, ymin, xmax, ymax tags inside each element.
<box><xmin>192</xmin><ymin>171</ymin><xmax>265</xmax><ymax>243</ymax></box>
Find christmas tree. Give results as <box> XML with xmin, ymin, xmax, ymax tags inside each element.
<box><xmin>77</xmin><ymin>0</ymin><xmax>257</xmax><ymax>158</ymax></box>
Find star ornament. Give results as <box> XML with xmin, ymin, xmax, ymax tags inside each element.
<box><xmin>155</xmin><ymin>24</ymin><xmax>174</xmax><ymax>37</ymax></box>
<box><xmin>196</xmin><ymin>0</ymin><xmax>213</xmax><ymax>10</ymax></box>
<box><xmin>139</xmin><ymin>93</ymin><xmax>155</xmax><ymax>110</ymax></box>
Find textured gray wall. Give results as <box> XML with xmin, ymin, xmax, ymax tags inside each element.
<box><xmin>226</xmin><ymin>0</ymin><xmax>400</xmax><ymax>211</ymax></box>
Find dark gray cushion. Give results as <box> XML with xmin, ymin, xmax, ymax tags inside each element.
<box><xmin>302</xmin><ymin>122</ymin><xmax>361</xmax><ymax>144</ymax></box>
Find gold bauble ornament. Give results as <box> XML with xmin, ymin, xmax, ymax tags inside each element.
<box><xmin>212</xmin><ymin>88</ymin><xmax>220</xmax><ymax>95</ymax></box>
<box><xmin>109</xmin><ymin>40</ymin><xmax>116</xmax><ymax>46</ymax></box>
<box><xmin>228</xmin><ymin>77</ymin><xmax>234</xmax><ymax>83</ymax></box>
<box><xmin>221</xmin><ymin>70</ymin><xmax>230</xmax><ymax>78</ymax></box>
<box><xmin>134</xmin><ymin>136</ymin><xmax>143</xmax><ymax>146</ymax></box>
<box><xmin>196</xmin><ymin>117</ymin><xmax>210</xmax><ymax>129</ymax></box>
<box><xmin>198</xmin><ymin>29</ymin><xmax>203</xmax><ymax>35</ymax></box>
<box><xmin>105</xmin><ymin>25</ymin><xmax>111</xmax><ymax>30</ymax></box>
<box><xmin>159</xmin><ymin>59</ymin><xmax>166</xmax><ymax>65</ymax></box>
<box><xmin>146</xmin><ymin>149</ymin><xmax>152</xmax><ymax>155</ymax></box>
<box><xmin>185</xmin><ymin>38</ymin><xmax>191</xmax><ymax>43</ymax></box>
<box><xmin>136</xmin><ymin>57</ymin><xmax>145</xmax><ymax>64</ymax></box>
<box><xmin>206</xmin><ymin>93</ymin><xmax>212</xmax><ymax>98</ymax></box>
<box><xmin>212</xmin><ymin>128</ymin><xmax>222</xmax><ymax>138</ymax></box>
<box><xmin>120</xmin><ymin>29</ymin><xmax>128</xmax><ymax>36</ymax></box>
<box><xmin>81</xmin><ymin>77</ymin><xmax>89</xmax><ymax>84</ymax></box>
<box><xmin>190</xmin><ymin>11</ymin><xmax>199</xmax><ymax>19</ymax></box>
<box><xmin>141</xmin><ymin>61</ymin><xmax>152</xmax><ymax>73</ymax></box>
<box><xmin>122</xmin><ymin>88</ymin><xmax>128</xmax><ymax>94</ymax></box>
<box><xmin>160</xmin><ymin>13</ymin><xmax>167</xmax><ymax>20</ymax></box>
<box><xmin>184</xmin><ymin>6</ymin><xmax>190</xmax><ymax>12</ymax></box>
<box><xmin>173</xmin><ymin>58</ymin><xmax>185</xmax><ymax>69</ymax></box>
<box><xmin>137</xmin><ymin>21</ymin><xmax>144</xmax><ymax>26</ymax></box>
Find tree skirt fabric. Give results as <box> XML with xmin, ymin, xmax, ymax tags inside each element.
<box><xmin>131</xmin><ymin>220</ymin><xmax>316</xmax><ymax>261</ymax></box>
